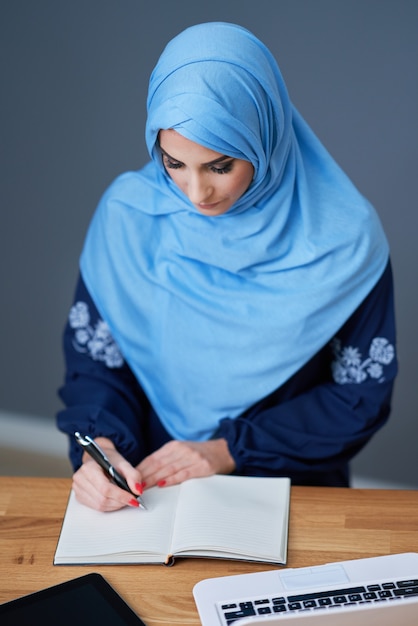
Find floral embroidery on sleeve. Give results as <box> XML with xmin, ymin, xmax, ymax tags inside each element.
<box><xmin>68</xmin><ymin>301</ymin><xmax>124</xmax><ymax>368</ymax></box>
<box><xmin>331</xmin><ymin>337</ymin><xmax>395</xmax><ymax>384</ymax></box>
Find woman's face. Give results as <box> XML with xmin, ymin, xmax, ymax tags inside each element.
<box><xmin>159</xmin><ymin>129</ymin><xmax>254</xmax><ymax>216</ymax></box>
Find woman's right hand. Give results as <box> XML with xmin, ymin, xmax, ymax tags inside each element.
<box><xmin>72</xmin><ymin>437</ymin><xmax>144</xmax><ymax>511</ymax></box>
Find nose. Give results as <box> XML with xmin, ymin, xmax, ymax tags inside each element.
<box><xmin>186</xmin><ymin>172</ymin><xmax>213</xmax><ymax>205</ymax></box>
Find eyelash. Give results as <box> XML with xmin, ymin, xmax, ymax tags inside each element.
<box><xmin>163</xmin><ymin>156</ymin><xmax>233</xmax><ymax>175</ymax></box>
<box><xmin>163</xmin><ymin>157</ymin><xmax>182</xmax><ymax>170</ymax></box>
<box><xmin>211</xmin><ymin>162</ymin><xmax>233</xmax><ymax>174</ymax></box>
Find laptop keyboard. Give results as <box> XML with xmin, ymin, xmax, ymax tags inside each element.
<box><xmin>217</xmin><ymin>578</ymin><xmax>418</xmax><ymax>624</ymax></box>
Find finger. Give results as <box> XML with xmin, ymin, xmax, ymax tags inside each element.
<box><xmin>72</xmin><ymin>461</ymin><xmax>141</xmax><ymax>511</ymax></box>
<box><xmin>154</xmin><ymin>464</ymin><xmax>208</xmax><ymax>487</ymax></box>
<box><xmin>85</xmin><ymin>445</ymin><xmax>145</xmax><ymax>501</ymax></box>
<box><xmin>72</xmin><ymin>469</ymin><xmax>129</xmax><ymax>510</ymax></box>
<box><xmin>115</xmin><ymin>458</ymin><xmax>146</xmax><ymax>496</ymax></box>
<box><xmin>88</xmin><ymin>445</ymin><xmax>145</xmax><ymax>496</ymax></box>
<box><xmin>137</xmin><ymin>442</ymin><xmax>190</xmax><ymax>487</ymax></box>
<box><xmin>139</xmin><ymin>445</ymin><xmax>214</xmax><ymax>488</ymax></box>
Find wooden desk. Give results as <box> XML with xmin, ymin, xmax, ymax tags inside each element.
<box><xmin>0</xmin><ymin>477</ymin><xmax>417</xmax><ymax>624</ymax></box>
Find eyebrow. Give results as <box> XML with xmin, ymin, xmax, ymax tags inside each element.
<box><xmin>159</xmin><ymin>146</ymin><xmax>233</xmax><ymax>166</ymax></box>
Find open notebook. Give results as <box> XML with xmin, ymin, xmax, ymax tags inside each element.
<box><xmin>54</xmin><ymin>475</ymin><xmax>290</xmax><ymax>566</ymax></box>
<box><xmin>193</xmin><ymin>552</ymin><xmax>418</xmax><ymax>625</ymax></box>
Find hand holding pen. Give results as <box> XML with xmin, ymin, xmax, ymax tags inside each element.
<box><xmin>74</xmin><ymin>432</ymin><xmax>147</xmax><ymax>510</ymax></box>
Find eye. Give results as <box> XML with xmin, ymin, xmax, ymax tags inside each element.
<box><xmin>209</xmin><ymin>160</ymin><xmax>234</xmax><ymax>174</ymax></box>
<box><xmin>162</xmin><ymin>155</ymin><xmax>183</xmax><ymax>170</ymax></box>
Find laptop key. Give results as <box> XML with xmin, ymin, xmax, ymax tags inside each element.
<box><xmin>393</xmin><ymin>586</ymin><xmax>418</xmax><ymax>597</ymax></box>
<box><xmin>288</xmin><ymin>586</ymin><xmax>366</xmax><ymax>603</ymax></box>
<box><xmin>303</xmin><ymin>600</ymin><xmax>317</xmax><ymax>608</ymax></box>
<box><xmin>254</xmin><ymin>599</ymin><xmax>269</xmax><ymax>605</ymax></box>
<box><xmin>364</xmin><ymin>592</ymin><xmax>377</xmax><ymax>600</ymax></box>
<box><xmin>224</xmin><ymin>603</ymin><xmax>256</xmax><ymax>622</ymax></box>
<box><xmin>348</xmin><ymin>594</ymin><xmax>362</xmax><ymax>601</ymax></box>
<box><xmin>333</xmin><ymin>596</ymin><xmax>347</xmax><ymax>604</ymax></box>
<box><xmin>257</xmin><ymin>607</ymin><xmax>272</xmax><ymax>615</ymax></box>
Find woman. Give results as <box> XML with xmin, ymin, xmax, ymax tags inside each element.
<box><xmin>57</xmin><ymin>22</ymin><xmax>397</xmax><ymax>511</ymax></box>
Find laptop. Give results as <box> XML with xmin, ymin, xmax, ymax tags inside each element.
<box><xmin>193</xmin><ymin>552</ymin><xmax>418</xmax><ymax>625</ymax></box>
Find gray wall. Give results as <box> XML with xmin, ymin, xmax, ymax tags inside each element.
<box><xmin>1</xmin><ymin>1</ymin><xmax>417</xmax><ymax>487</ymax></box>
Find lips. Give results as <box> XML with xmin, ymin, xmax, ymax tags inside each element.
<box><xmin>197</xmin><ymin>201</ymin><xmax>221</xmax><ymax>210</ymax></box>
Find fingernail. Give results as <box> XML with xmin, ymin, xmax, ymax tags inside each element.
<box><xmin>157</xmin><ymin>480</ymin><xmax>166</xmax><ymax>488</ymax></box>
<box><xmin>135</xmin><ymin>483</ymin><xmax>143</xmax><ymax>495</ymax></box>
<box><xmin>129</xmin><ymin>498</ymin><xmax>140</xmax><ymax>507</ymax></box>
<box><xmin>141</xmin><ymin>481</ymin><xmax>147</xmax><ymax>489</ymax></box>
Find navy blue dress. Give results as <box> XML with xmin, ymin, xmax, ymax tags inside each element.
<box><xmin>57</xmin><ymin>260</ymin><xmax>397</xmax><ymax>487</ymax></box>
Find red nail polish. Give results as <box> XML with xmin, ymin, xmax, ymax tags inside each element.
<box><xmin>157</xmin><ymin>480</ymin><xmax>166</xmax><ymax>488</ymax></box>
<box><xmin>129</xmin><ymin>498</ymin><xmax>140</xmax><ymax>507</ymax></box>
<box><xmin>135</xmin><ymin>483</ymin><xmax>143</xmax><ymax>495</ymax></box>
<box><xmin>141</xmin><ymin>481</ymin><xmax>147</xmax><ymax>489</ymax></box>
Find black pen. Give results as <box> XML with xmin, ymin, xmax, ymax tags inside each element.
<box><xmin>74</xmin><ymin>431</ymin><xmax>147</xmax><ymax>510</ymax></box>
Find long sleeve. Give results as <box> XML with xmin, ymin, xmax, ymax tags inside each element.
<box><xmin>58</xmin><ymin>262</ymin><xmax>397</xmax><ymax>486</ymax></box>
<box><xmin>216</xmin><ymin>260</ymin><xmax>397</xmax><ymax>486</ymax></box>
<box><xmin>56</xmin><ymin>276</ymin><xmax>153</xmax><ymax>470</ymax></box>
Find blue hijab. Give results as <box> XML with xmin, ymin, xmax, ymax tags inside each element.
<box><xmin>80</xmin><ymin>22</ymin><xmax>389</xmax><ymax>440</ymax></box>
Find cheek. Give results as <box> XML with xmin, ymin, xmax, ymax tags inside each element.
<box><xmin>229</xmin><ymin>168</ymin><xmax>254</xmax><ymax>199</ymax></box>
<box><xmin>166</xmin><ymin>169</ymin><xmax>185</xmax><ymax>192</ymax></box>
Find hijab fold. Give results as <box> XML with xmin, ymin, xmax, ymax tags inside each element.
<box><xmin>81</xmin><ymin>23</ymin><xmax>389</xmax><ymax>440</ymax></box>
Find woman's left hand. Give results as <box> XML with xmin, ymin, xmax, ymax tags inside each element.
<box><xmin>136</xmin><ymin>438</ymin><xmax>236</xmax><ymax>489</ymax></box>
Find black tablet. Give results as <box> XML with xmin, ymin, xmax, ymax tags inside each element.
<box><xmin>0</xmin><ymin>573</ymin><xmax>147</xmax><ymax>626</ymax></box>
